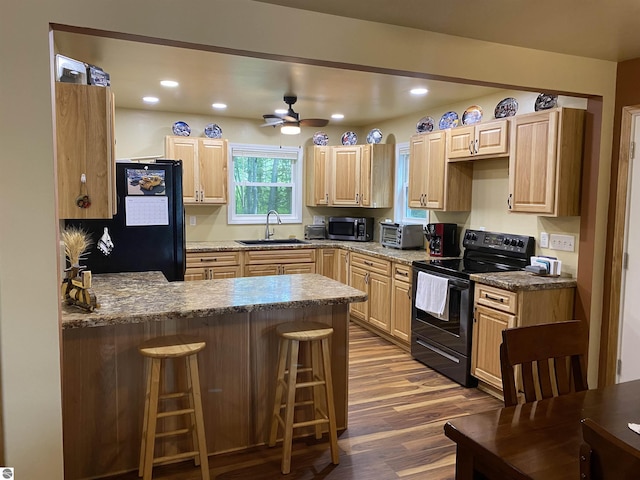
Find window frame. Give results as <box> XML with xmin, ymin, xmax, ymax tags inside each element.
<box><xmin>394</xmin><ymin>141</ymin><xmax>429</xmax><ymax>225</ymax></box>
<box><xmin>227</xmin><ymin>143</ymin><xmax>303</xmax><ymax>225</ymax></box>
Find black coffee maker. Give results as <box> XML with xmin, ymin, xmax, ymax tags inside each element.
<box><xmin>424</xmin><ymin>223</ymin><xmax>460</xmax><ymax>257</ymax></box>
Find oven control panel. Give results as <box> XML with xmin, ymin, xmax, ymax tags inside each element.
<box><xmin>463</xmin><ymin>229</ymin><xmax>535</xmax><ymax>256</ymax></box>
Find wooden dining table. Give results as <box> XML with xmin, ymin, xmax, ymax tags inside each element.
<box><xmin>444</xmin><ymin>379</ymin><xmax>640</xmax><ymax>479</ymax></box>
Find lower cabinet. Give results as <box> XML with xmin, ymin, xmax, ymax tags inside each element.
<box><xmin>317</xmin><ymin>248</ymin><xmax>338</xmax><ymax>280</ymax></box>
<box><xmin>390</xmin><ymin>263</ymin><xmax>412</xmax><ymax>345</ymax></box>
<box><xmin>244</xmin><ymin>249</ymin><xmax>316</xmax><ymax>277</ymax></box>
<box><xmin>185</xmin><ymin>251</ymin><xmax>242</xmax><ymax>280</ymax></box>
<box><xmin>349</xmin><ymin>252</ymin><xmax>392</xmax><ymax>333</ymax></box>
<box><xmin>471</xmin><ymin>282</ymin><xmax>575</xmax><ymax>397</ymax></box>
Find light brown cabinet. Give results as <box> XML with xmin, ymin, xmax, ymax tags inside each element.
<box><xmin>390</xmin><ymin>263</ymin><xmax>412</xmax><ymax>346</ymax></box>
<box><xmin>165</xmin><ymin>136</ymin><xmax>228</xmax><ymax>205</ymax></box>
<box><xmin>56</xmin><ymin>83</ymin><xmax>115</xmax><ymax>219</ymax></box>
<box><xmin>317</xmin><ymin>248</ymin><xmax>338</xmax><ymax>280</ymax></box>
<box><xmin>185</xmin><ymin>251</ymin><xmax>242</xmax><ymax>280</ymax></box>
<box><xmin>243</xmin><ymin>249</ymin><xmax>316</xmax><ymax>277</ymax></box>
<box><xmin>471</xmin><ymin>283</ymin><xmax>575</xmax><ymax>395</ymax></box>
<box><xmin>337</xmin><ymin>249</ymin><xmax>350</xmax><ymax>284</ymax></box>
<box><xmin>447</xmin><ymin>120</ymin><xmax>509</xmax><ymax>161</ymax></box>
<box><xmin>409</xmin><ymin>131</ymin><xmax>472</xmax><ymax>211</ymax></box>
<box><xmin>306</xmin><ymin>144</ymin><xmax>394</xmax><ymax>207</ymax></box>
<box><xmin>508</xmin><ymin>108</ymin><xmax>585</xmax><ymax>216</ymax></box>
<box><xmin>349</xmin><ymin>252</ymin><xmax>391</xmax><ymax>332</ymax></box>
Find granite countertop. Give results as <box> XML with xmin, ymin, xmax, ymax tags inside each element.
<box><xmin>61</xmin><ymin>271</ymin><xmax>367</xmax><ymax>329</ymax></box>
<box><xmin>187</xmin><ymin>240</ymin><xmax>430</xmax><ymax>265</ymax></box>
<box><xmin>470</xmin><ymin>271</ymin><xmax>577</xmax><ymax>291</ymax></box>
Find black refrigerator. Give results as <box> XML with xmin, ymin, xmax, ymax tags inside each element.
<box><xmin>65</xmin><ymin>160</ymin><xmax>186</xmax><ymax>281</ymax></box>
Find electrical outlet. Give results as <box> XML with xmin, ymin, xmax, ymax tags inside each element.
<box><xmin>189</xmin><ymin>215</ymin><xmax>197</xmax><ymax>226</ymax></box>
<box><xmin>540</xmin><ymin>232</ymin><xmax>549</xmax><ymax>248</ymax></box>
<box><xmin>549</xmin><ymin>234</ymin><xmax>575</xmax><ymax>252</ymax></box>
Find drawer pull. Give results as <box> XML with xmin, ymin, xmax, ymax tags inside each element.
<box><xmin>396</xmin><ymin>269</ymin><xmax>409</xmax><ymax>277</ymax></box>
<box><xmin>200</xmin><ymin>258</ymin><xmax>218</xmax><ymax>262</ymax></box>
<box><xmin>485</xmin><ymin>294</ymin><xmax>504</xmax><ymax>303</ymax></box>
<box><xmin>364</xmin><ymin>260</ymin><xmax>373</xmax><ymax>266</ymax></box>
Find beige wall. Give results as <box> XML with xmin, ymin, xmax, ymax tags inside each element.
<box><xmin>0</xmin><ymin>1</ymin><xmax>616</xmax><ymax>477</ymax></box>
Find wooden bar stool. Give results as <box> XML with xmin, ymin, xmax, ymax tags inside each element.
<box><xmin>138</xmin><ymin>334</ymin><xmax>209</xmax><ymax>480</ymax></box>
<box><xmin>268</xmin><ymin>321</ymin><xmax>339</xmax><ymax>474</ymax></box>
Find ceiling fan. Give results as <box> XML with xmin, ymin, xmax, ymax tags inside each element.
<box><xmin>262</xmin><ymin>95</ymin><xmax>329</xmax><ymax>129</ymax></box>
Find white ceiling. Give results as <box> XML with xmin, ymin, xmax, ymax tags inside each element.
<box><xmin>54</xmin><ymin>0</ymin><xmax>635</xmax><ymax>128</ymax></box>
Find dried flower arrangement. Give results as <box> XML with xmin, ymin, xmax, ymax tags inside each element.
<box><xmin>61</xmin><ymin>226</ymin><xmax>92</xmax><ymax>267</ymax></box>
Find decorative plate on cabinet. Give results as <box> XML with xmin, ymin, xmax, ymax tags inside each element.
<box><xmin>204</xmin><ymin>123</ymin><xmax>222</xmax><ymax>138</ymax></box>
<box><xmin>313</xmin><ymin>131</ymin><xmax>329</xmax><ymax>146</ymax></box>
<box><xmin>494</xmin><ymin>97</ymin><xmax>518</xmax><ymax>118</ymax></box>
<box><xmin>534</xmin><ymin>93</ymin><xmax>558</xmax><ymax>111</ymax></box>
<box><xmin>172</xmin><ymin>121</ymin><xmax>191</xmax><ymax>136</ymax></box>
<box><xmin>439</xmin><ymin>111</ymin><xmax>459</xmax><ymax>130</ymax></box>
<box><xmin>462</xmin><ymin>105</ymin><xmax>483</xmax><ymax>125</ymax></box>
<box><xmin>416</xmin><ymin>116</ymin><xmax>434</xmax><ymax>133</ymax></box>
<box><xmin>366</xmin><ymin>128</ymin><xmax>383</xmax><ymax>144</ymax></box>
<box><xmin>341</xmin><ymin>131</ymin><xmax>358</xmax><ymax>145</ymax></box>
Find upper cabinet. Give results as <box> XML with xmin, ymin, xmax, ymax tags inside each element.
<box><xmin>447</xmin><ymin>119</ymin><xmax>509</xmax><ymax>161</ymax></box>
<box><xmin>409</xmin><ymin>131</ymin><xmax>472</xmax><ymax>211</ymax></box>
<box><xmin>165</xmin><ymin>136</ymin><xmax>228</xmax><ymax>205</ymax></box>
<box><xmin>508</xmin><ymin>108</ymin><xmax>585</xmax><ymax>216</ymax></box>
<box><xmin>306</xmin><ymin>144</ymin><xmax>393</xmax><ymax>208</ymax></box>
<box><xmin>56</xmin><ymin>83</ymin><xmax>115</xmax><ymax>219</ymax></box>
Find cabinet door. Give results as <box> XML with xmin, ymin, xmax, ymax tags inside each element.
<box><xmin>360</xmin><ymin>145</ymin><xmax>372</xmax><ymax>207</ymax></box>
<box><xmin>337</xmin><ymin>250</ymin><xmax>350</xmax><ymax>285</ymax></box>
<box><xmin>282</xmin><ymin>263</ymin><xmax>316</xmax><ymax>275</ymax></box>
<box><xmin>391</xmin><ymin>279</ymin><xmax>411</xmax><ymax>344</ymax></box>
<box><xmin>475</xmin><ymin>120</ymin><xmax>508</xmax><ymax>157</ymax></box>
<box><xmin>305</xmin><ymin>146</ymin><xmax>329</xmax><ymax>206</ymax></box>
<box><xmin>318</xmin><ymin>249</ymin><xmax>337</xmax><ymax>280</ymax></box>
<box><xmin>56</xmin><ymin>83</ymin><xmax>114</xmax><ymax>219</ymax></box>
<box><xmin>408</xmin><ymin>134</ymin><xmax>427</xmax><ymax>208</ymax></box>
<box><xmin>330</xmin><ymin>146</ymin><xmax>361</xmax><ymax>206</ymax></box>
<box><xmin>447</xmin><ymin>126</ymin><xmax>475</xmax><ymax>159</ymax></box>
<box><xmin>199</xmin><ymin>139</ymin><xmax>228</xmax><ymax>204</ymax></box>
<box><xmin>209</xmin><ymin>265</ymin><xmax>241</xmax><ymax>279</ymax></box>
<box><xmin>423</xmin><ymin>131</ymin><xmax>447</xmax><ymax>209</ymax></box>
<box><xmin>244</xmin><ymin>264</ymin><xmax>280</xmax><ymax>277</ymax></box>
<box><xmin>508</xmin><ymin>110</ymin><xmax>558</xmax><ymax>214</ymax></box>
<box><xmin>184</xmin><ymin>267</ymin><xmax>207</xmax><ymax>281</ymax></box>
<box><xmin>471</xmin><ymin>304</ymin><xmax>516</xmax><ymax>390</ymax></box>
<box><xmin>165</xmin><ymin>136</ymin><xmax>199</xmax><ymax>203</ymax></box>
<box><xmin>368</xmin><ymin>271</ymin><xmax>391</xmax><ymax>332</ymax></box>
<box><xmin>349</xmin><ymin>266</ymin><xmax>368</xmax><ymax>321</ymax></box>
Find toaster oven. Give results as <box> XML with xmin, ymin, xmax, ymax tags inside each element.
<box><xmin>379</xmin><ymin>222</ymin><xmax>424</xmax><ymax>249</ymax></box>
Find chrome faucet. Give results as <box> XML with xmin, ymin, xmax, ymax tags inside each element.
<box><xmin>265</xmin><ymin>210</ymin><xmax>282</xmax><ymax>239</ymax></box>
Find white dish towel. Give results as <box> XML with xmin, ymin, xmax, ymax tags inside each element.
<box><xmin>415</xmin><ymin>272</ymin><xmax>449</xmax><ymax>317</ymax></box>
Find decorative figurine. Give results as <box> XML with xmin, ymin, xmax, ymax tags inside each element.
<box><xmin>61</xmin><ymin>227</ymin><xmax>99</xmax><ymax>312</ymax></box>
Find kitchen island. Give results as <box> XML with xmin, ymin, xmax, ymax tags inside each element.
<box><xmin>61</xmin><ymin>272</ymin><xmax>366</xmax><ymax>479</ymax></box>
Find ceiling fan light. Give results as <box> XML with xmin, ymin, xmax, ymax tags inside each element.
<box><xmin>281</xmin><ymin>125</ymin><xmax>301</xmax><ymax>135</ymax></box>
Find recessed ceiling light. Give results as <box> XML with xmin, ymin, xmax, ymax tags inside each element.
<box><xmin>331</xmin><ymin>113</ymin><xmax>344</xmax><ymax>120</ymax></box>
<box><xmin>160</xmin><ymin>80</ymin><xmax>179</xmax><ymax>88</ymax></box>
<box><xmin>410</xmin><ymin>88</ymin><xmax>428</xmax><ymax>95</ymax></box>
<box><xmin>211</xmin><ymin>103</ymin><xmax>227</xmax><ymax>109</ymax></box>
<box><xmin>143</xmin><ymin>96</ymin><xmax>159</xmax><ymax>104</ymax></box>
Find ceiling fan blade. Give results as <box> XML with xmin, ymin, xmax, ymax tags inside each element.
<box><xmin>261</xmin><ymin>117</ymin><xmax>284</xmax><ymax>127</ymax></box>
<box><xmin>300</xmin><ymin>118</ymin><xmax>329</xmax><ymax>127</ymax></box>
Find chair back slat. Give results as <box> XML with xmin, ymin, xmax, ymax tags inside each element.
<box><xmin>500</xmin><ymin>320</ymin><xmax>588</xmax><ymax>407</ymax></box>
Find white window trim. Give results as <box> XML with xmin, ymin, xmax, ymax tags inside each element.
<box><xmin>227</xmin><ymin>143</ymin><xmax>303</xmax><ymax>225</ymax></box>
<box><xmin>394</xmin><ymin>141</ymin><xmax>429</xmax><ymax>225</ymax></box>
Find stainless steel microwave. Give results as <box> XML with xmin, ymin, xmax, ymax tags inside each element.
<box><xmin>327</xmin><ymin>217</ymin><xmax>374</xmax><ymax>242</ymax></box>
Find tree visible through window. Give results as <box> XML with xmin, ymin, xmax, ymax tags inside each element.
<box><xmin>229</xmin><ymin>145</ymin><xmax>302</xmax><ymax>224</ymax></box>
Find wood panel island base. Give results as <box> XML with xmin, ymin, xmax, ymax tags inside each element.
<box><xmin>61</xmin><ymin>272</ymin><xmax>366</xmax><ymax>480</ymax></box>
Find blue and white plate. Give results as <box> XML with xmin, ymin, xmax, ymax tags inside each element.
<box><xmin>462</xmin><ymin>105</ymin><xmax>483</xmax><ymax>125</ymax></box>
<box><xmin>204</xmin><ymin>123</ymin><xmax>222</xmax><ymax>138</ymax></box>
<box><xmin>172</xmin><ymin>121</ymin><xmax>191</xmax><ymax>136</ymax></box>
<box><xmin>416</xmin><ymin>116</ymin><xmax>434</xmax><ymax>133</ymax></box>
<box><xmin>313</xmin><ymin>131</ymin><xmax>329</xmax><ymax>146</ymax></box>
<box><xmin>535</xmin><ymin>93</ymin><xmax>558</xmax><ymax>111</ymax></box>
<box><xmin>439</xmin><ymin>111</ymin><xmax>459</xmax><ymax>130</ymax></box>
<box><xmin>341</xmin><ymin>131</ymin><xmax>358</xmax><ymax>145</ymax></box>
<box><xmin>366</xmin><ymin>128</ymin><xmax>383</xmax><ymax>144</ymax></box>
<box><xmin>494</xmin><ymin>97</ymin><xmax>518</xmax><ymax>118</ymax></box>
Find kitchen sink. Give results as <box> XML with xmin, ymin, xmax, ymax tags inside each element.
<box><xmin>235</xmin><ymin>239</ymin><xmax>310</xmax><ymax>245</ymax></box>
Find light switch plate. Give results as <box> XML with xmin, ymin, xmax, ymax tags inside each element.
<box><xmin>549</xmin><ymin>234</ymin><xmax>575</xmax><ymax>252</ymax></box>
<box><xmin>189</xmin><ymin>216</ymin><xmax>196</xmax><ymax>226</ymax></box>
<box><xmin>540</xmin><ymin>232</ymin><xmax>549</xmax><ymax>248</ymax></box>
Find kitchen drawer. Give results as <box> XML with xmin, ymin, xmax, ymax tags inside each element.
<box><xmin>244</xmin><ymin>248</ymin><xmax>316</xmax><ymax>265</ymax></box>
<box><xmin>350</xmin><ymin>252</ymin><xmax>391</xmax><ymax>276</ymax></box>
<box><xmin>187</xmin><ymin>251</ymin><xmax>241</xmax><ymax>268</ymax></box>
<box><xmin>392</xmin><ymin>263</ymin><xmax>412</xmax><ymax>283</ymax></box>
<box><xmin>475</xmin><ymin>283</ymin><xmax>517</xmax><ymax>315</ymax></box>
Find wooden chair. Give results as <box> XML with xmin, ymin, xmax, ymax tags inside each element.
<box><xmin>499</xmin><ymin>320</ymin><xmax>588</xmax><ymax>407</ymax></box>
<box><xmin>580</xmin><ymin>418</ymin><xmax>640</xmax><ymax>479</ymax></box>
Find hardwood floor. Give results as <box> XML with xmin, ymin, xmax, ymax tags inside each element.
<box><xmin>103</xmin><ymin>322</ymin><xmax>502</xmax><ymax>480</ymax></box>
